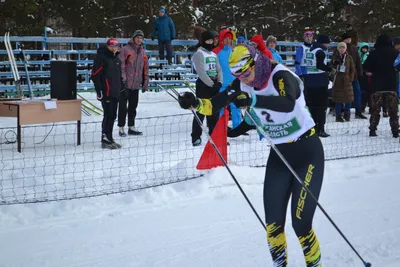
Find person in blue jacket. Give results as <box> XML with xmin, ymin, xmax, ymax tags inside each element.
<box><xmin>295</xmin><ymin>30</ymin><xmax>314</xmax><ymax>80</ymax></box>
<box><xmin>266</xmin><ymin>35</ymin><xmax>283</xmax><ymax>63</ymax></box>
<box><xmin>214</xmin><ymin>29</ymin><xmax>243</xmax><ymax>129</ymax></box>
<box><xmin>395</xmin><ymin>53</ymin><xmax>400</xmax><ymax>97</ymax></box>
<box><xmin>151</xmin><ymin>8</ymin><xmax>176</xmax><ymax>64</ymax></box>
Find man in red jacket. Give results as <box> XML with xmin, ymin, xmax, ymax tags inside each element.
<box><xmin>250</xmin><ymin>34</ymin><xmax>272</xmax><ymax>59</ymax></box>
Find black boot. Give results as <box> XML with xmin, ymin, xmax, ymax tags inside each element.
<box><xmin>344</xmin><ymin>112</ymin><xmax>351</xmax><ymax>122</ymax></box>
<box><xmin>319</xmin><ymin>130</ymin><xmax>330</xmax><ymax>138</ymax></box>
<box><xmin>369</xmin><ymin>130</ymin><xmax>377</xmax><ymax>137</ymax></box>
<box><xmin>393</xmin><ymin>130</ymin><xmax>399</xmax><ymax>138</ymax></box>
<box><xmin>355</xmin><ymin>109</ymin><xmax>367</xmax><ymax>119</ymax></box>
<box><xmin>336</xmin><ymin>116</ymin><xmax>345</xmax><ymax>122</ymax></box>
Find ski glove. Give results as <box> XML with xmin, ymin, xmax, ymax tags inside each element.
<box><xmin>96</xmin><ymin>91</ymin><xmax>103</xmax><ymax>102</ymax></box>
<box><xmin>178</xmin><ymin>92</ymin><xmax>200</xmax><ymax>109</ymax></box>
<box><xmin>233</xmin><ymin>92</ymin><xmax>256</xmax><ymax>108</ymax></box>
<box><xmin>178</xmin><ymin>92</ymin><xmax>213</xmax><ymax>116</ymax></box>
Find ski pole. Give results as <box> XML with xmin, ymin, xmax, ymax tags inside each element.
<box><xmin>244</xmin><ymin>109</ymin><xmax>372</xmax><ymax>267</ymax></box>
<box><xmin>164</xmin><ymin>86</ymin><xmax>266</xmax><ymax>230</ymax></box>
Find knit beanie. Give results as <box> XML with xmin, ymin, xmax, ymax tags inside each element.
<box><xmin>317</xmin><ymin>34</ymin><xmax>330</xmax><ymax>44</ymax></box>
<box><xmin>337</xmin><ymin>42</ymin><xmax>347</xmax><ymax>49</ymax></box>
<box><xmin>266</xmin><ymin>35</ymin><xmax>277</xmax><ymax>46</ymax></box>
<box><xmin>132</xmin><ymin>30</ymin><xmax>144</xmax><ymax>39</ymax></box>
<box><xmin>341</xmin><ymin>32</ymin><xmax>352</xmax><ymax>40</ymax></box>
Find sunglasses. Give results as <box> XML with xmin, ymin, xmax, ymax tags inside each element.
<box><xmin>233</xmin><ymin>67</ymin><xmax>253</xmax><ymax>79</ymax></box>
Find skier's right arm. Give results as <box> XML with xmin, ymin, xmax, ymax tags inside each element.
<box><xmin>178</xmin><ymin>79</ymin><xmax>241</xmax><ymax>115</ymax></box>
<box><xmin>91</xmin><ymin>53</ymin><xmax>104</xmax><ymax>97</ymax></box>
<box><xmin>118</xmin><ymin>48</ymin><xmax>128</xmax><ymax>85</ymax></box>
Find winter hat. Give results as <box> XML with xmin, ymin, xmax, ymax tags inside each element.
<box><xmin>107</xmin><ymin>38</ymin><xmax>119</xmax><ymax>47</ymax></box>
<box><xmin>337</xmin><ymin>42</ymin><xmax>347</xmax><ymax>49</ymax></box>
<box><xmin>317</xmin><ymin>34</ymin><xmax>330</xmax><ymax>44</ymax></box>
<box><xmin>304</xmin><ymin>30</ymin><xmax>313</xmax><ymax>37</ymax></box>
<box><xmin>200</xmin><ymin>31</ymin><xmax>215</xmax><ymax>51</ymax></box>
<box><xmin>392</xmin><ymin>37</ymin><xmax>400</xmax><ymax>46</ymax></box>
<box><xmin>237</xmin><ymin>36</ymin><xmax>245</xmax><ymax>44</ymax></box>
<box><xmin>229</xmin><ymin>45</ymin><xmax>271</xmax><ymax>89</ymax></box>
<box><xmin>341</xmin><ymin>32</ymin><xmax>352</xmax><ymax>40</ymax></box>
<box><xmin>266</xmin><ymin>35</ymin><xmax>277</xmax><ymax>46</ymax></box>
<box><xmin>132</xmin><ymin>30</ymin><xmax>144</xmax><ymax>39</ymax></box>
<box><xmin>159</xmin><ymin>8</ymin><xmax>166</xmax><ymax>14</ymax></box>
<box><xmin>224</xmin><ymin>31</ymin><xmax>233</xmax><ymax>39</ymax></box>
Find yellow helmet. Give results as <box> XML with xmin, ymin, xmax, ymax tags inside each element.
<box><xmin>229</xmin><ymin>45</ymin><xmax>255</xmax><ymax>76</ymax></box>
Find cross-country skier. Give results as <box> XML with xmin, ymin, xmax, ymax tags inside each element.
<box><xmin>178</xmin><ymin>44</ymin><xmax>324</xmax><ymax>267</ymax></box>
<box><xmin>190</xmin><ymin>30</ymin><xmax>223</xmax><ymax>146</ymax></box>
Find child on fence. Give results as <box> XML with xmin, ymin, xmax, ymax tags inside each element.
<box><xmin>331</xmin><ymin>42</ymin><xmax>355</xmax><ymax>122</ymax></box>
<box><xmin>191</xmin><ymin>31</ymin><xmax>223</xmax><ymax>146</ymax></box>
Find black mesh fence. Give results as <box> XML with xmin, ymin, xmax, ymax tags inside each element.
<box><xmin>0</xmin><ymin>112</ymin><xmax>399</xmax><ymax>205</ymax></box>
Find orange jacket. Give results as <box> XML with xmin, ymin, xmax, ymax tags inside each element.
<box><xmin>250</xmin><ymin>34</ymin><xmax>272</xmax><ymax>59</ymax></box>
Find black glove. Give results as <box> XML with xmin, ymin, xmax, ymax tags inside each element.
<box><xmin>151</xmin><ymin>37</ymin><xmax>155</xmax><ymax>41</ymax></box>
<box><xmin>96</xmin><ymin>91</ymin><xmax>103</xmax><ymax>102</ymax></box>
<box><xmin>332</xmin><ymin>60</ymin><xmax>340</xmax><ymax>66</ymax></box>
<box><xmin>214</xmin><ymin>82</ymin><xmax>222</xmax><ymax>91</ymax></box>
<box><xmin>233</xmin><ymin>92</ymin><xmax>252</xmax><ymax>108</ymax></box>
<box><xmin>142</xmin><ymin>88</ymin><xmax>146</xmax><ymax>93</ymax></box>
<box><xmin>178</xmin><ymin>91</ymin><xmax>200</xmax><ymax>109</ymax></box>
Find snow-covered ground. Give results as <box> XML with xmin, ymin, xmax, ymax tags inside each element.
<box><xmin>0</xmin><ymin>154</ymin><xmax>400</xmax><ymax>266</ymax></box>
<box><xmin>0</xmin><ymin>91</ymin><xmax>400</xmax><ymax>266</ymax></box>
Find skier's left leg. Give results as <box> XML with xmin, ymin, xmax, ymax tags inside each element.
<box><xmin>290</xmin><ymin>134</ymin><xmax>325</xmax><ymax>267</ymax></box>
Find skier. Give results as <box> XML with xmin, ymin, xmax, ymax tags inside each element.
<box><xmin>295</xmin><ymin>30</ymin><xmax>314</xmax><ymax>80</ymax></box>
<box><xmin>303</xmin><ymin>34</ymin><xmax>333</xmax><ymax>137</ymax></box>
<box><xmin>179</xmin><ymin>44</ymin><xmax>324</xmax><ymax>267</ymax></box>
<box><xmin>91</xmin><ymin>38</ymin><xmax>122</xmax><ymax>149</ymax></box>
<box><xmin>191</xmin><ymin>30</ymin><xmax>223</xmax><ymax>146</ymax></box>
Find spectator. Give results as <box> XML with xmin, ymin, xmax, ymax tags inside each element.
<box><xmin>237</xmin><ymin>36</ymin><xmax>246</xmax><ymax>45</ymax></box>
<box><xmin>91</xmin><ymin>38</ymin><xmax>122</xmax><ymax>149</ymax></box>
<box><xmin>295</xmin><ymin>30</ymin><xmax>314</xmax><ymax>79</ymax></box>
<box><xmin>394</xmin><ymin>38</ymin><xmax>400</xmax><ymax>98</ymax></box>
<box><xmin>337</xmin><ymin>32</ymin><xmax>367</xmax><ymax>119</ymax></box>
<box><xmin>331</xmin><ymin>42</ymin><xmax>355</xmax><ymax>122</ymax></box>
<box><xmin>211</xmin><ymin>30</ymin><xmax>219</xmax><ymax>48</ymax></box>
<box><xmin>358</xmin><ymin>42</ymin><xmax>372</xmax><ymax>113</ymax></box>
<box><xmin>191</xmin><ymin>31</ymin><xmax>223</xmax><ymax>146</ymax></box>
<box><xmin>213</xmin><ymin>29</ymin><xmax>233</xmax><ymax>54</ymax></box>
<box><xmin>213</xmin><ymin>29</ymin><xmax>242</xmax><ymax>130</ymax></box>
<box><xmin>250</xmin><ymin>34</ymin><xmax>272</xmax><ymax>59</ymax></box>
<box><xmin>303</xmin><ymin>34</ymin><xmax>333</xmax><ymax>137</ymax></box>
<box><xmin>266</xmin><ymin>35</ymin><xmax>283</xmax><ymax>63</ymax></box>
<box><xmin>117</xmin><ymin>30</ymin><xmax>149</xmax><ymax>137</ymax></box>
<box><xmin>363</xmin><ymin>34</ymin><xmax>399</xmax><ymax>138</ymax></box>
<box><xmin>393</xmin><ymin>37</ymin><xmax>400</xmax><ymax>52</ymax></box>
<box><xmin>151</xmin><ymin>8</ymin><xmax>176</xmax><ymax>64</ymax></box>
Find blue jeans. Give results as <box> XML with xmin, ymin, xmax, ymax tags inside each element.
<box><xmin>335</xmin><ymin>103</ymin><xmax>351</xmax><ymax>116</ymax></box>
<box><xmin>352</xmin><ymin>81</ymin><xmax>362</xmax><ymax>109</ymax></box>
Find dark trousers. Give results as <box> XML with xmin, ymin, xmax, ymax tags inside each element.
<box><xmin>305</xmin><ymin>86</ymin><xmax>329</xmax><ymax>134</ymax></box>
<box><xmin>191</xmin><ymin>112</ymin><xmax>219</xmax><ymax>143</ymax></box>
<box><xmin>264</xmin><ymin>133</ymin><xmax>324</xmax><ymax>267</ymax></box>
<box><xmin>118</xmin><ymin>89</ymin><xmax>139</xmax><ymax>127</ymax></box>
<box><xmin>101</xmin><ymin>97</ymin><xmax>118</xmax><ymax>140</ymax></box>
<box><xmin>158</xmin><ymin>40</ymin><xmax>173</xmax><ymax>62</ymax></box>
<box><xmin>369</xmin><ymin>91</ymin><xmax>399</xmax><ymax>133</ymax></box>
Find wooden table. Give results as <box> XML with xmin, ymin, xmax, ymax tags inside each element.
<box><xmin>0</xmin><ymin>99</ymin><xmax>82</xmax><ymax>152</ymax></box>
